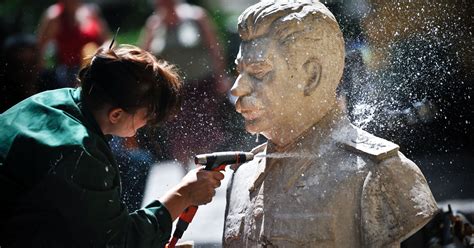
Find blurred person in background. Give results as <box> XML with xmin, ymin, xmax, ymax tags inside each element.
<box><xmin>140</xmin><ymin>0</ymin><xmax>231</xmax><ymax>164</ymax></box>
<box><xmin>0</xmin><ymin>34</ymin><xmax>41</xmax><ymax>112</ymax></box>
<box><xmin>36</xmin><ymin>0</ymin><xmax>111</xmax><ymax>88</ymax></box>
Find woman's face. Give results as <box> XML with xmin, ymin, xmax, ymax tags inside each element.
<box><xmin>112</xmin><ymin>107</ymin><xmax>149</xmax><ymax>137</ymax></box>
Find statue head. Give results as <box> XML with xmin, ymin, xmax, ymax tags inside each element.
<box><xmin>231</xmin><ymin>0</ymin><xmax>345</xmax><ymax>146</ymax></box>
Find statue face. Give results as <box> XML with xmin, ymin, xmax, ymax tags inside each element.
<box><xmin>231</xmin><ymin>36</ymin><xmax>305</xmax><ymax>139</ymax></box>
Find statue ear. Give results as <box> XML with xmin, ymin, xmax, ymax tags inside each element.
<box><xmin>302</xmin><ymin>59</ymin><xmax>322</xmax><ymax>96</ymax></box>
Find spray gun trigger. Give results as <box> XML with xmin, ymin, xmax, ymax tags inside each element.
<box><xmin>214</xmin><ymin>164</ymin><xmax>227</xmax><ymax>171</ymax></box>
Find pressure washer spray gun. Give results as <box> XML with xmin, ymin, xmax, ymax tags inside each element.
<box><xmin>166</xmin><ymin>151</ymin><xmax>254</xmax><ymax>248</ymax></box>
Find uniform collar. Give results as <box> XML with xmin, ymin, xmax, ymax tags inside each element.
<box><xmin>252</xmin><ymin>105</ymin><xmax>348</xmax><ymax>192</ymax></box>
<box><xmin>267</xmin><ymin>104</ymin><xmax>346</xmax><ymax>154</ymax></box>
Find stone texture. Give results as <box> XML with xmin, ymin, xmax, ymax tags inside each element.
<box><xmin>223</xmin><ymin>1</ymin><xmax>438</xmax><ymax>247</ymax></box>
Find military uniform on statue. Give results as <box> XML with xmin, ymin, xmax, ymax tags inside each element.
<box><xmin>223</xmin><ymin>1</ymin><xmax>438</xmax><ymax>247</ymax></box>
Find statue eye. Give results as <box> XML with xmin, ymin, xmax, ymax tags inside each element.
<box><xmin>252</xmin><ymin>70</ymin><xmax>269</xmax><ymax>80</ymax></box>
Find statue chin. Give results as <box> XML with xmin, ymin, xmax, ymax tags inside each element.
<box><xmin>244</xmin><ymin>124</ymin><xmax>260</xmax><ymax>135</ymax></box>
<box><xmin>244</xmin><ymin>118</ymin><xmax>268</xmax><ymax>136</ymax></box>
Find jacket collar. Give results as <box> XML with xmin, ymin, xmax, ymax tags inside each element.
<box><xmin>72</xmin><ymin>87</ymin><xmax>109</xmax><ymax>141</ymax></box>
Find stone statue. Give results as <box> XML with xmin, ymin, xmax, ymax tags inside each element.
<box><xmin>223</xmin><ymin>1</ymin><xmax>438</xmax><ymax>247</ymax></box>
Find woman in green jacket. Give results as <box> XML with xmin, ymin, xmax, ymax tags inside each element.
<box><xmin>0</xmin><ymin>44</ymin><xmax>224</xmax><ymax>247</ymax></box>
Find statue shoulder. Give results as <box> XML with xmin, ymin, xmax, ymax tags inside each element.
<box><xmin>359</xmin><ymin>146</ymin><xmax>437</xmax><ymax>247</ymax></box>
<box><xmin>338</xmin><ymin>125</ymin><xmax>399</xmax><ymax>163</ymax></box>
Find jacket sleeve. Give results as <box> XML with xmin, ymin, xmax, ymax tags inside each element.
<box><xmin>45</xmin><ymin>145</ymin><xmax>172</xmax><ymax>247</ymax></box>
<box><xmin>360</xmin><ymin>152</ymin><xmax>438</xmax><ymax>247</ymax></box>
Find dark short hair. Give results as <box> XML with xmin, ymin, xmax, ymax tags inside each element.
<box><xmin>78</xmin><ymin>44</ymin><xmax>182</xmax><ymax>125</ymax></box>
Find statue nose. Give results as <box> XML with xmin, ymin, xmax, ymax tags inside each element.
<box><xmin>231</xmin><ymin>74</ymin><xmax>252</xmax><ymax>97</ymax></box>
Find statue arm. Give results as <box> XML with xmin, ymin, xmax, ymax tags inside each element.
<box><xmin>360</xmin><ymin>152</ymin><xmax>438</xmax><ymax>247</ymax></box>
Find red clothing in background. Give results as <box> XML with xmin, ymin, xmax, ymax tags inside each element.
<box><xmin>55</xmin><ymin>3</ymin><xmax>102</xmax><ymax>66</ymax></box>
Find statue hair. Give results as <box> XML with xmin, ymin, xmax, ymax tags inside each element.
<box><xmin>238</xmin><ymin>0</ymin><xmax>345</xmax><ymax>90</ymax></box>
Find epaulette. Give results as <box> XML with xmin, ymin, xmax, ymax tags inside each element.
<box><xmin>250</xmin><ymin>142</ymin><xmax>267</xmax><ymax>155</ymax></box>
<box><xmin>339</xmin><ymin>129</ymin><xmax>399</xmax><ymax>162</ymax></box>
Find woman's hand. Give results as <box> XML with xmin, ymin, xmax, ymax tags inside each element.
<box><xmin>159</xmin><ymin>166</ymin><xmax>224</xmax><ymax>220</ymax></box>
<box><xmin>178</xmin><ymin>166</ymin><xmax>225</xmax><ymax>206</ymax></box>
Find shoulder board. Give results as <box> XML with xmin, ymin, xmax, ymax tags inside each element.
<box><xmin>340</xmin><ymin>129</ymin><xmax>399</xmax><ymax>162</ymax></box>
<box><xmin>250</xmin><ymin>142</ymin><xmax>267</xmax><ymax>155</ymax></box>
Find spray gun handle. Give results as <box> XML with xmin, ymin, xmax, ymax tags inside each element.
<box><xmin>167</xmin><ymin>151</ymin><xmax>254</xmax><ymax>248</ymax></box>
<box><xmin>166</xmin><ymin>206</ymin><xmax>198</xmax><ymax>248</ymax></box>
<box><xmin>176</xmin><ymin>206</ymin><xmax>198</xmax><ymax>235</ymax></box>
<box><xmin>166</xmin><ymin>160</ymin><xmax>224</xmax><ymax>248</ymax></box>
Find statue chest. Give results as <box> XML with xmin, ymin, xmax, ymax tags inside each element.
<box><xmin>224</xmin><ymin>152</ymin><xmax>371</xmax><ymax>247</ymax></box>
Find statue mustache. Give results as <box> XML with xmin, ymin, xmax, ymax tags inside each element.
<box><xmin>236</xmin><ymin>96</ymin><xmax>264</xmax><ymax>111</ymax></box>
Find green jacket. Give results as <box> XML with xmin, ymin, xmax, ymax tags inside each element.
<box><xmin>0</xmin><ymin>88</ymin><xmax>172</xmax><ymax>247</ymax></box>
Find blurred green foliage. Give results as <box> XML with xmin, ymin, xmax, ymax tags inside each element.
<box><xmin>0</xmin><ymin>0</ymin><xmax>49</xmax><ymax>34</ymax></box>
<box><xmin>116</xmin><ymin>28</ymin><xmax>142</xmax><ymax>46</ymax></box>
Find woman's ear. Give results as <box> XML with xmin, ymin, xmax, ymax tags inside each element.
<box><xmin>108</xmin><ymin>108</ymin><xmax>124</xmax><ymax>124</ymax></box>
<box><xmin>302</xmin><ymin>58</ymin><xmax>322</xmax><ymax>96</ymax></box>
